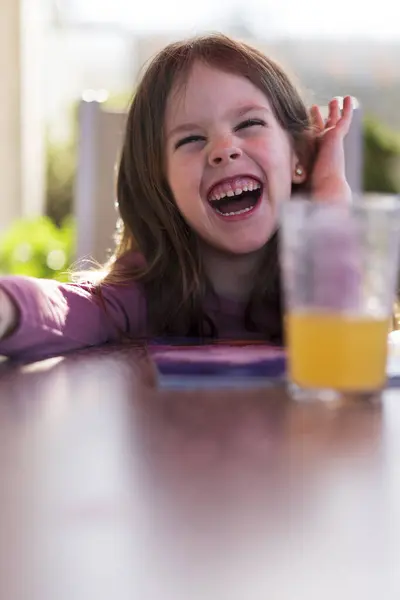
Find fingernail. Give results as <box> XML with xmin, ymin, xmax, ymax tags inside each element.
<box><xmin>334</xmin><ymin>97</ymin><xmax>344</xmax><ymax>108</ymax></box>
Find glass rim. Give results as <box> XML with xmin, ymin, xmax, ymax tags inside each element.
<box><xmin>282</xmin><ymin>193</ymin><xmax>400</xmax><ymax>214</ymax></box>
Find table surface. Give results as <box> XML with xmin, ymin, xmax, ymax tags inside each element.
<box><xmin>0</xmin><ymin>343</ymin><xmax>400</xmax><ymax>600</ymax></box>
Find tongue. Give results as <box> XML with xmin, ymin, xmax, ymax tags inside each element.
<box><xmin>213</xmin><ymin>194</ymin><xmax>256</xmax><ymax>215</ymax></box>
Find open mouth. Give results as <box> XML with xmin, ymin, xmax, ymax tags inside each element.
<box><xmin>207</xmin><ymin>180</ymin><xmax>263</xmax><ymax>217</ymax></box>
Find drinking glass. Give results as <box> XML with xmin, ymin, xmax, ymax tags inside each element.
<box><xmin>280</xmin><ymin>196</ymin><xmax>400</xmax><ymax>402</ymax></box>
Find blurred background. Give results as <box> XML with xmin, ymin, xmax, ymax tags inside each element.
<box><xmin>1</xmin><ymin>0</ymin><xmax>400</xmax><ymax>281</ymax></box>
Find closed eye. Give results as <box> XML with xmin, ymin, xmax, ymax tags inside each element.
<box><xmin>235</xmin><ymin>118</ymin><xmax>266</xmax><ymax>131</ymax></box>
<box><xmin>175</xmin><ymin>135</ymin><xmax>205</xmax><ymax>150</ymax></box>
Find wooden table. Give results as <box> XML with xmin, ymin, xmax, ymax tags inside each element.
<box><xmin>0</xmin><ymin>344</ymin><xmax>399</xmax><ymax>600</ymax></box>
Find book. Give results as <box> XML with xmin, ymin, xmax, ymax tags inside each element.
<box><xmin>149</xmin><ymin>342</ymin><xmax>286</xmax><ymax>389</ymax></box>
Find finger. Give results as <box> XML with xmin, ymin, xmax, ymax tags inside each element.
<box><xmin>310</xmin><ymin>105</ymin><xmax>324</xmax><ymax>133</ymax></box>
<box><xmin>335</xmin><ymin>95</ymin><xmax>354</xmax><ymax>136</ymax></box>
<box><xmin>325</xmin><ymin>98</ymin><xmax>341</xmax><ymax>128</ymax></box>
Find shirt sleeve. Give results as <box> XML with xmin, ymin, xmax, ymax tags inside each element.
<box><xmin>0</xmin><ymin>274</ymin><xmax>146</xmax><ymax>361</ymax></box>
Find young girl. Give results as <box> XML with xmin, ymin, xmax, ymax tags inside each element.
<box><xmin>0</xmin><ymin>33</ymin><xmax>353</xmax><ymax>361</ymax></box>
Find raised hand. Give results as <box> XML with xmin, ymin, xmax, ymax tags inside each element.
<box><xmin>310</xmin><ymin>96</ymin><xmax>354</xmax><ymax>202</ymax></box>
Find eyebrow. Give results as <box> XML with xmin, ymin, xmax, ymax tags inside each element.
<box><xmin>167</xmin><ymin>104</ymin><xmax>271</xmax><ymax>140</ymax></box>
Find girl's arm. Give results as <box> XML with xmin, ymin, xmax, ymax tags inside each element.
<box><xmin>0</xmin><ymin>275</ymin><xmax>145</xmax><ymax>362</ymax></box>
<box><xmin>0</xmin><ymin>287</ymin><xmax>19</xmax><ymax>340</ymax></box>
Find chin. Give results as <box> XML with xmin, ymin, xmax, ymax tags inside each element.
<box><xmin>213</xmin><ymin>230</ymin><xmax>274</xmax><ymax>256</ymax></box>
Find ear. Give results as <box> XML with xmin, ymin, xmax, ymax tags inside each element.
<box><xmin>291</xmin><ymin>154</ymin><xmax>307</xmax><ymax>184</ymax></box>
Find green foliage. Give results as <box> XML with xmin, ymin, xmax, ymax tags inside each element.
<box><xmin>363</xmin><ymin>116</ymin><xmax>400</xmax><ymax>194</ymax></box>
<box><xmin>0</xmin><ymin>216</ymin><xmax>75</xmax><ymax>282</ymax></box>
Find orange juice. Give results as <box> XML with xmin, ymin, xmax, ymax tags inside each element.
<box><xmin>286</xmin><ymin>311</ymin><xmax>390</xmax><ymax>391</ymax></box>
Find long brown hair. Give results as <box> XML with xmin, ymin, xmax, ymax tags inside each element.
<box><xmin>99</xmin><ymin>33</ymin><xmax>313</xmax><ymax>342</ymax></box>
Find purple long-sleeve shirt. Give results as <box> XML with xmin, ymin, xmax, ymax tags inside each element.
<box><xmin>0</xmin><ymin>275</ymin><xmax>147</xmax><ymax>361</ymax></box>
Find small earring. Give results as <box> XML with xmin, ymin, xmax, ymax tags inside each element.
<box><xmin>295</xmin><ymin>166</ymin><xmax>303</xmax><ymax>176</ymax></box>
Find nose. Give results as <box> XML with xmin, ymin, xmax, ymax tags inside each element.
<box><xmin>208</xmin><ymin>139</ymin><xmax>242</xmax><ymax>167</ymax></box>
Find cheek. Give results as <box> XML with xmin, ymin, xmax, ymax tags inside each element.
<box><xmin>167</xmin><ymin>155</ymin><xmax>201</xmax><ymax>202</ymax></box>
<box><xmin>166</xmin><ymin>160</ymin><xmax>185</xmax><ymax>203</ymax></box>
<box><xmin>252</xmin><ymin>134</ymin><xmax>292</xmax><ymax>171</ymax></box>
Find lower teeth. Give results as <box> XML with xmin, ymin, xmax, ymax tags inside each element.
<box><xmin>216</xmin><ymin>206</ymin><xmax>253</xmax><ymax>216</ymax></box>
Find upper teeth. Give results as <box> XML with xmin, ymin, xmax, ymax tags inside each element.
<box><xmin>209</xmin><ymin>181</ymin><xmax>261</xmax><ymax>202</ymax></box>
